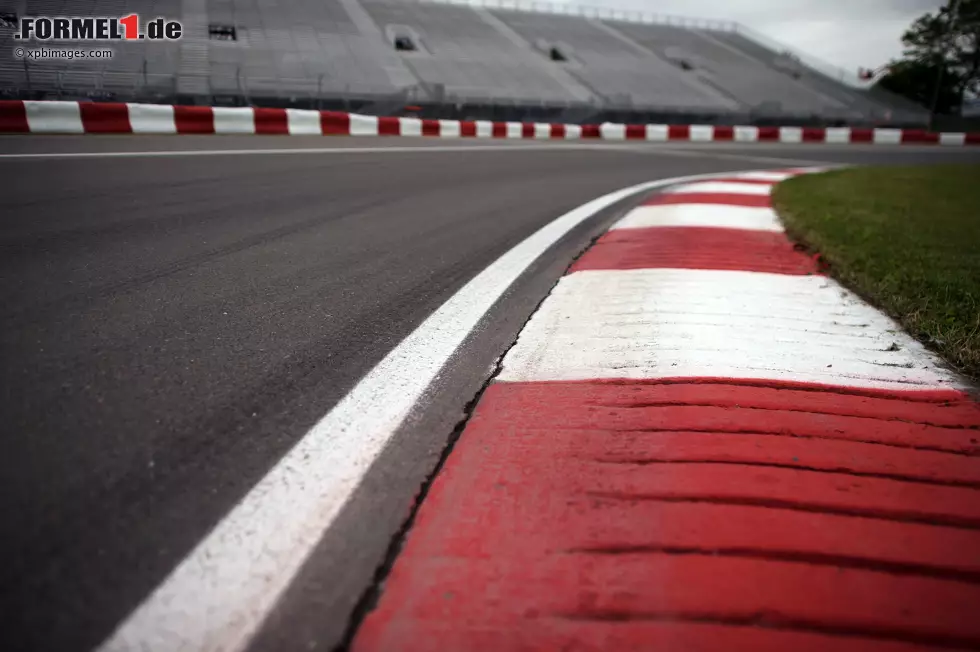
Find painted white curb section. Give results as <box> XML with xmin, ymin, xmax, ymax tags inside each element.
<box><xmin>664</xmin><ymin>180</ymin><xmax>774</xmax><ymax>196</ymax></box>
<box><xmin>613</xmin><ymin>205</ymin><xmax>784</xmax><ymax>232</ymax></box>
<box><xmin>497</xmin><ymin>269</ymin><xmax>961</xmax><ymax>390</ymax></box>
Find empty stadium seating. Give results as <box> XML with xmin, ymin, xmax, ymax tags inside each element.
<box><xmin>0</xmin><ymin>0</ymin><xmax>928</xmax><ymax>124</ymax></box>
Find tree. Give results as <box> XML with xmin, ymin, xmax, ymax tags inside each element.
<box><xmin>878</xmin><ymin>60</ymin><xmax>963</xmax><ymax>114</ymax></box>
<box><xmin>876</xmin><ymin>0</ymin><xmax>979</xmax><ymax>114</ymax></box>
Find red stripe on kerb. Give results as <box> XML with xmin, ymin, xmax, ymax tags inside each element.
<box><xmin>491</xmin><ymin>122</ymin><xmax>507</xmax><ymax>138</ymax></box>
<box><xmin>644</xmin><ymin>192</ymin><xmax>772</xmax><ymax>207</ymax></box>
<box><xmin>420</xmin><ymin>119</ymin><xmax>440</xmax><ymax>137</ymax></box>
<box><xmin>901</xmin><ymin>130</ymin><xmax>939</xmax><ymax>144</ymax></box>
<box><xmin>802</xmin><ymin>127</ymin><xmax>826</xmax><ymax>142</ymax></box>
<box><xmin>570</xmin><ymin>226</ymin><xmax>818</xmax><ymax>274</ymax></box>
<box><xmin>625</xmin><ymin>124</ymin><xmax>645</xmax><ymax>139</ymax></box>
<box><xmin>713</xmin><ymin>125</ymin><xmax>735</xmax><ymax>140</ymax></box>
<box><xmin>668</xmin><ymin>124</ymin><xmax>690</xmax><ymax>140</ymax></box>
<box><xmin>253</xmin><ymin>107</ymin><xmax>288</xmax><ymax>134</ymax></box>
<box><xmin>0</xmin><ymin>100</ymin><xmax>29</xmax><ymax>132</ymax></box>
<box><xmin>174</xmin><ymin>106</ymin><xmax>214</xmax><ymax>134</ymax></box>
<box><xmin>521</xmin><ymin>122</ymin><xmax>535</xmax><ymax>138</ymax></box>
<box><xmin>581</xmin><ymin>124</ymin><xmax>601</xmax><ymax>139</ymax></box>
<box><xmin>549</xmin><ymin>123</ymin><xmax>566</xmax><ymax>139</ymax></box>
<box><xmin>377</xmin><ymin>116</ymin><xmax>400</xmax><ymax>136</ymax></box>
<box><xmin>850</xmin><ymin>128</ymin><xmax>874</xmax><ymax>143</ymax></box>
<box><xmin>757</xmin><ymin>126</ymin><xmax>780</xmax><ymax>141</ymax></box>
<box><xmin>353</xmin><ymin>380</ymin><xmax>980</xmax><ymax>651</ymax></box>
<box><xmin>79</xmin><ymin>102</ymin><xmax>131</xmax><ymax>133</ymax></box>
<box><xmin>965</xmin><ymin>132</ymin><xmax>980</xmax><ymax>145</ymax></box>
<box><xmin>459</xmin><ymin>120</ymin><xmax>477</xmax><ymax>137</ymax></box>
<box><xmin>320</xmin><ymin>110</ymin><xmax>350</xmax><ymax>135</ymax></box>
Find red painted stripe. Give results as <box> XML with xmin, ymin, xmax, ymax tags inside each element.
<box><xmin>377</xmin><ymin>115</ymin><xmax>400</xmax><ymax>136</ymax></box>
<box><xmin>643</xmin><ymin>192</ymin><xmax>772</xmax><ymax>207</ymax></box>
<box><xmin>252</xmin><ymin>107</ymin><xmax>287</xmax><ymax>135</ymax></box>
<box><xmin>581</xmin><ymin>123</ymin><xmax>601</xmax><ymax>139</ymax></box>
<box><xmin>174</xmin><ymin>105</ymin><xmax>214</xmax><ymax>134</ymax></box>
<box><xmin>421</xmin><ymin>119</ymin><xmax>440</xmax><ymax>137</ymax></box>
<box><xmin>0</xmin><ymin>100</ymin><xmax>29</xmax><ymax>132</ymax></box>
<box><xmin>550</xmin><ymin>123</ymin><xmax>565</xmax><ymax>139</ymax></box>
<box><xmin>489</xmin><ymin>379</ymin><xmax>979</xmax><ymax>453</ymax></box>
<box><xmin>965</xmin><ymin>132</ymin><xmax>980</xmax><ymax>145</ymax></box>
<box><xmin>802</xmin><ymin>127</ymin><xmax>826</xmax><ymax>142</ymax></box>
<box><xmin>358</xmin><ymin>621</ymin><xmax>963</xmax><ymax>652</ymax></box>
<box><xmin>459</xmin><ymin>120</ymin><xmax>477</xmax><ymax>137</ymax></box>
<box><xmin>668</xmin><ymin>124</ymin><xmax>690</xmax><ymax>140</ymax></box>
<box><xmin>901</xmin><ymin>129</ymin><xmax>940</xmax><ymax>144</ymax></box>
<box><xmin>521</xmin><ymin>122</ymin><xmax>535</xmax><ymax>138</ymax></box>
<box><xmin>757</xmin><ymin>126</ymin><xmax>780</xmax><ymax>141</ymax></box>
<box><xmin>851</xmin><ymin>128</ymin><xmax>874</xmax><ymax>143</ymax></box>
<box><xmin>320</xmin><ymin>110</ymin><xmax>350</xmax><ymax>135</ymax></box>
<box><xmin>353</xmin><ymin>380</ymin><xmax>980</xmax><ymax>651</ymax></box>
<box><xmin>492</xmin><ymin>121</ymin><xmax>507</xmax><ymax>138</ymax></box>
<box><xmin>625</xmin><ymin>124</ymin><xmax>645</xmax><ymax>139</ymax></box>
<box><xmin>571</xmin><ymin>226</ymin><xmax>817</xmax><ymax>274</ymax></box>
<box><xmin>713</xmin><ymin>125</ymin><xmax>735</xmax><ymax>141</ymax></box>
<box><xmin>79</xmin><ymin>102</ymin><xmax>131</xmax><ymax>133</ymax></box>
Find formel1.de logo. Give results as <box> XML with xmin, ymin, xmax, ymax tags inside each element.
<box><xmin>12</xmin><ymin>15</ymin><xmax>182</xmax><ymax>41</ymax></box>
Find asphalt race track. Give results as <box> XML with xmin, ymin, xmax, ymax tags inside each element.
<box><xmin>2</xmin><ymin>136</ymin><xmax>979</xmax><ymax>652</ymax></box>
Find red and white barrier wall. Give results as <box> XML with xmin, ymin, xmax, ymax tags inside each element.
<box><xmin>352</xmin><ymin>170</ymin><xmax>980</xmax><ymax>652</ymax></box>
<box><xmin>1</xmin><ymin>100</ymin><xmax>978</xmax><ymax>145</ymax></box>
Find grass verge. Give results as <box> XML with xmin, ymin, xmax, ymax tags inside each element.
<box><xmin>772</xmin><ymin>164</ymin><xmax>980</xmax><ymax>380</ymax></box>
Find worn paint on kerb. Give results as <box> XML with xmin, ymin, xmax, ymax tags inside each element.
<box><xmin>498</xmin><ymin>268</ymin><xmax>961</xmax><ymax>390</ymax></box>
<box><xmin>96</xmin><ymin>169</ymin><xmax>770</xmax><ymax>652</ymax></box>
<box><xmin>613</xmin><ymin>205</ymin><xmax>784</xmax><ymax>232</ymax></box>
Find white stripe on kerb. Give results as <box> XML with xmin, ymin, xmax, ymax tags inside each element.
<box><xmin>689</xmin><ymin>125</ymin><xmax>714</xmax><ymax>142</ymax></box>
<box><xmin>665</xmin><ymin>180</ymin><xmax>772</xmax><ymax>195</ymax></box>
<box><xmin>505</xmin><ymin>121</ymin><xmax>522</xmax><ymax>139</ymax></box>
<box><xmin>127</xmin><ymin>103</ymin><xmax>176</xmax><ymax>134</ymax></box>
<box><xmin>498</xmin><ymin>268</ymin><xmax>962</xmax><ymax>390</ymax></box>
<box><xmin>613</xmin><ymin>205</ymin><xmax>783</xmax><ymax>232</ymax></box>
<box><xmin>533</xmin><ymin>123</ymin><xmax>550</xmax><ymax>139</ymax></box>
<box><xmin>439</xmin><ymin>119</ymin><xmax>461</xmax><ymax>138</ymax></box>
<box><xmin>475</xmin><ymin>120</ymin><xmax>494</xmax><ymax>138</ymax></box>
<box><xmin>24</xmin><ymin>100</ymin><xmax>85</xmax><ymax>133</ymax></box>
<box><xmin>825</xmin><ymin>127</ymin><xmax>851</xmax><ymax>144</ymax></box>
<box><xmin>212</xmin><ymin>107</ymin><xmax>256</xmax><ymax>134</ymax></box>
<box><xmin>565</xmin><ymin>124</ymin><xmax>582</xmax><ymax>140</ymax></box>
<box><xmin>348</xmin><ymin>113</ymin><xmax>379</xmax><ymax>137</ymax></box>
<box><xmin>600</xmin><ymin>123</ymin><xmax>626</xmax><ymax>140</ymax></box>
<box><xmin>286</xmin><ymin>109</ymin><xmax>321</xmax><ymax>136</ymax></box>
<box><xmin>940</xmin><ymin>132</ymin><xmax>966</xmax><ymax>146</ymax></box>
<box><xmin>730</xmin><ymin>171</ymin><xmax>795</xmax><ymax>182</ymax></box>
<box><xmin>398</xmin><ymin>117</ymin><xmax>422</xmax><ymax>137</ymax></box>
<box><xmin>646</xmin><ymin>124</ymin><xmax>669</xmax><ymax>141</ymax></box>
<box><xmin>734</xmin><ymin>126</ymin><xmax>759</xmax><ymax>142</ymax></box>
<box><xmin>96</xmin><ymin>169</ymin><xmax>766</xmax><ymax>652</ymax></box>
<box><xmin>779</xmin><ymin>126</ymin><xmax>803</xmax><ymax>144</ymax></box>
<box><xmin>874</xmin><ymin>128</ymin><xmax>903</xmax><ymax>145</ymax></box>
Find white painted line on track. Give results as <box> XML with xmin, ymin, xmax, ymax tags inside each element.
<box><xmin>96</xmin><ymin>169</ymin><xmax>770</xmax><ymax>652</ymax></box>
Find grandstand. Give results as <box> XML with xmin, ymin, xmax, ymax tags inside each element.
<box><xmin>0</xmin><ymin>0</ymin><xmax>929</xmax><ymax>126</ymax></box>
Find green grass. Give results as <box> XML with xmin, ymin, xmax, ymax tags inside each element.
<box><xmin>772</xmin><ymin>165</ymin><xmax>980</xmax><ymax>380</ymax></box>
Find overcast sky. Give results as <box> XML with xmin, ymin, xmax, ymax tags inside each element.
<box><xmin>548</xmin><ymin>0</ymin><xmax>944</xmax><ymax>72</ymax></box>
